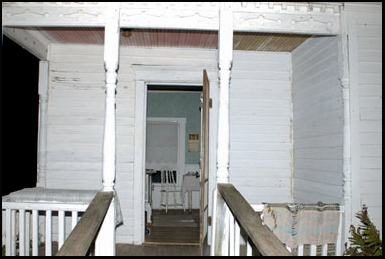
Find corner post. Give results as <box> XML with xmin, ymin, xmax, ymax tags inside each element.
<box><xmin>338</xmin><ymin>7</ymin><xmax>352</xmax><ymax>251</ymax></box>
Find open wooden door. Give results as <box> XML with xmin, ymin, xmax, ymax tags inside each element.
<box><xmin>200</xmin><ymin>70</ymin><xmax>210</xmax><ymax>253</ymax></box>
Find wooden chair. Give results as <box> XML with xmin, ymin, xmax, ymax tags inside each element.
<box><xmin>159</xmin><ymin>167</ymin><xmax>185</xmax><ymax>213</ymax></box>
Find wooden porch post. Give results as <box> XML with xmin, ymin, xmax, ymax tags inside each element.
<box><xmin>37</xmin><ymin>61</ymin><xmax>49</xmax><ymax>188</ymax></box>
<box><xmin>338</xmin><ymin>9</ymin><xmax>352</xmax><ymax>249</ymax></box>
<box><xmin>211</xmin><ymin>3</ymin><xmax>233</xmax><ymax>255</ymax></box>
<box><xmin>96</xmin><ymin>2</ymin><xmax>120</xmax><ymax>256</ymax></box>
<box><xmin>216</xmin><ymin>2</ymin><xmax>233</xmax><ymax>184</ymax></box>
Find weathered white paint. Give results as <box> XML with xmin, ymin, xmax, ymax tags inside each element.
<box><xmin>2</xmin><ymin>27</ymin><xmax>49</xmax><ymax>60</ymax></box>
<box><xmin>102</xmin><ymin>2</ymin><xmax>120</xmax><ymax>193</ymax></box>
<box><xmin>97</xmin><ymin>3</ymin><xmax>120</xmax><ymax>255</ymax></box>
<box><xmin>345</xmin><ymin>3</ymin><xmax>382</xmax><ymax>237</ymax></box>
<box><xmin>230</xmin><ymin>51</ymin><xmax>293</xmax><ymax>205</ymax></box>
<box><xmin>45</xmin><ymin>46</ymin><xmax>219</xmax><ymax>243</ymax></box>
<box><xmin>37</xmin><ymin>61</ymin><xmax>49</xmax><ymax>188</ymax></box>
<box><xmin>338</xmin><ymin>8</ymin><xmax>353</xmax><ymax>246</ymax></box>
<box><xmin>2</xmin><ymin>2</ymin><xmax>341</xmax><ymax>34</ymax></box>
<box><xmin>292</xmin><ymin>36</ymin><xmax>343</xmax><ymax>204</ymax></box>
<box><xmin>216</xmin><ymin>2</ymin><xmax>233</xmax><ymax>184</ymax></box>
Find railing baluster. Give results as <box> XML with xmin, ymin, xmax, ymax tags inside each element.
<box><xmin>25</xmin><ymin>211</ymin><xmax>31</xmax><ymax>256</ymax></box>
<box><xmin>32</xmin><ymin>210</ymin><xmax>39</xmax><ymax>256</ymax></box>
<box><xmin>297</xmin><ymin>245</ymin><xmax>304</xmax><ymax>256</ymax></box>
<box><xmin>19</xmin><ymin>209</ymin><xmax>26</xmax><ymax>255</ymax></box>
<box><xmin>246</xmin><ymin>240</ymin><xmax>252</xmax><ymax>256</ymax></box>
<box><xmin>11</xmin><ymin>210</ymin><xmax>16</xmax><ymax>256</ymax></box>
<box><xmin>45</xmin><ymin>210</ymin><xmax>52</xmax><ymax>256</ymax></box>
<box><xmin>229</xmin><ymin>212</ymin><xmax>235</xmax><ymax>256</ymax></box>
<box><xmin>71</xmin><ymin>211</ymin><xmax>78</xmax><ymax>230</ymax></box>
<box><xmin>58</xmin><ymin>210</ymin><xmax>65</xmax><ymax>249</ymax></box>
<box><xmin>321</xmin><ymin>244</ymin><xmax>328</xmax><ymax>256</ymax></box>
<box><xmin>234</xmin><ymin>220</ymin><xmax>240</xmax><ymax>256</ymax></box>
<box><xmin>310</xmin><ymin>244</ymin><xmax>317</xmax><ymax>256</ymax></box>
<box><xmin>5</xmin><ymin>209</ymin><xmax>11</xmax><ymax>256</ymax></box>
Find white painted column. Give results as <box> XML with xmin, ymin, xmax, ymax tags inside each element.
<box><xmin>211</xmin><ymin>3</ymin><xmax>233</xmax><ymax>255</ymax></box>
<box><xmin>96</xmin><ymin>2</ymin><xmax>120</xmax><ymax>256</ymax></box>
<box><xmin>338</xmin><ymin>9</ymin><xmax>352</xmax><ymax>250</ymax></box>
<box><xmin>102</xmin><ymin>2</ymin><xmax>120</xmax><ymax>192</ymax></box>
<box><xmin>37</xmin><ymin>61</ymin><xmax>49</xmax><ymax>187</ymax></box>
<box><xmin>216</xmin><ymin>2</ymin><xmax>233</xmax><ymax>184</ymax></box>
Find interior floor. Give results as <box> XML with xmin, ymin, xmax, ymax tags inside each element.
<box><xmin>145</xmin><ymin>209</ymin><xmax>200</xmax><ymax>245</ymax></box>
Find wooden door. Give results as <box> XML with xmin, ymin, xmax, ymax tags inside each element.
<box><xmin>200</xmin><ymin>70</ymin><xmax>210</xmax><ymax>247</ymax></box>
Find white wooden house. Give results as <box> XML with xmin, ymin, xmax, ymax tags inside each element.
<box><xmin>2</xmin><ymin>2</ymin><xmax>382</xmax><ymax>256</ymax></box>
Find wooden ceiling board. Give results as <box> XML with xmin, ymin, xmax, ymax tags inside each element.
<box><xmin>36</xmin><ymin>27</ymin><xmax>311</xmax><ymax>52</ymax></box>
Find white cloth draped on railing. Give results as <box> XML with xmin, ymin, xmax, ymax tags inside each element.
<box><xmin>261</xmin><ymin>202</ymin><xmax>340</xmax><ymax>250</ymax></box>
<box><xmin>4</xmin><ymin>187</ymin><xmax>123</xmax><ymax>226</ymax></box>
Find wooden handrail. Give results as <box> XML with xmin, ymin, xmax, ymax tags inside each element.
<box><xmin>55</xmin><ymin>191</ymin><xmax>113</xmax><ymax>256</ymax></box>
<box><xmin>217</xmin><ymin>183</ymin><xmax>290</xmax><ymax>256</ymax></box>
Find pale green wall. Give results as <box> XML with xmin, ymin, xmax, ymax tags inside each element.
<box><xmin>147</xmin><ymin>91</ymin><xmax>201</xmax><ymax>164</ymax></box>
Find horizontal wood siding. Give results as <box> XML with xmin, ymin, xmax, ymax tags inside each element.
<box><xmin>230</xmin><ymin>51</ymin><xmax>293</xmax><ymax>205</ymax></box>
<box><xmin>291</xmin><ymin>36</ymin><xmax>343</xmax><ymax>204</ymax></box>
<box><xmin>47</xmin><ymin>45</ymin><xmax>217</xmax><ymax>243</ymax></box>
<box><xmin>348</xmin><ymin>10</ymin><xmax>382</xmax><ymax>234</ymax></box>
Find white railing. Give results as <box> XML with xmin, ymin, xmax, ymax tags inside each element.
<box><xmin>2</xmin><ymin>200</ymin><xmax>89</xmax><ymax>256</ymax></box>
<box><xmin>211</xmin><ymin>183</ymin><xmax>291</xmax><ymax>256</ymax></box>
<box><xmin>211</xmin><ymin>183</ymin><xmax>344</xmax><ymax>256</ymax></box>
<box><xmin>252</xmin><ymin>204</ymin><xmax>345</xmax><ymax>256</ymax></box>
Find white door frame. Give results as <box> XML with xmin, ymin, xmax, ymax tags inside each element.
<box><xmin>133</xmin><ymin>65</ymin><xmax>209</xmax><ymax>244</ymax></box>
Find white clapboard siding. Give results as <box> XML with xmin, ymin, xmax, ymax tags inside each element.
<box><xmin>348</xmin><ymin>9</ymin><xmax>382</xmax><ymax>235</ymax></box>
<box><xmin>291</xmin><ymin>36</ymin><xmax>344</xmax><ymax>204</ymax></box>
<box><xmin>47</xmin><ymin>44</ymin><xmax>217</xmax><ymax>243</ymax></box>
<box><xmin>230</xmin><ymin>51</ymin><xmax>293</xmax><ymax>205</ymax></box>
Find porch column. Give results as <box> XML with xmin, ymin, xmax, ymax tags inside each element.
<box><xmin>96</xmin><ymin>2</ymin><xmax>120</xmax><ymax>256</ymax></box>
<box><xmin>102</xmin><ymin>2</ymin><xmax>120</xmax><ymax>192</ymax></box>
<box><xmin>36</xmin><ymin>61</ymin><xmax>49</xmax><ymax>188</ymax></box>
<box><xmin>216</xmin><ymin>2</ymin><xmax>233</xmax><ymax>184</ymax></box>
<box><xmin>338</xmin><ymin>9</ymin><xmax>352</xmax><ymax>248</ymax></box>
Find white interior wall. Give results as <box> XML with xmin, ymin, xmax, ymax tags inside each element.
<box><xmin>230</xmin><ymin>51</ymin><xmax>293</xmax><ymax>205</ymax></box>
<box><xmin>291</xmin><ymin>36</ymin><xmax>344</xmax><ymax>203</ymax></box>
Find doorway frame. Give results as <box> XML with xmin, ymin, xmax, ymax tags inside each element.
<box><xmin>133</xmin><ymin>65</ymin><xmax>208</xmax><ymax>244</ymax></box>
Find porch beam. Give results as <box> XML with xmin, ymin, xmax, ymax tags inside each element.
<box><xmin>216</xmin><ymin>2</ymin><xmax>233</xmax><ymax>184</ymax></box>
<box><xmin>2</xmin><ymin>2</ymin><xmax>341</xmax><ymax>35</ymax></box>
<box><xmin>3</xmin><ymin>27</ymin><xmax>49</xmax><ymax>60</ymax></box>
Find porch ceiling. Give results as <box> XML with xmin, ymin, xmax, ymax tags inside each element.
<box><xmin>27</xmin><ymin>27</ymin><xmax>311</xmax><ymax>52</ymax></box>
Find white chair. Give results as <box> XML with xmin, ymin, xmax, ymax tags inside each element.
<box><xmin>160</xmin><ymin>167</ymin><xmax>185</xmax><ymax>213</ymax></box>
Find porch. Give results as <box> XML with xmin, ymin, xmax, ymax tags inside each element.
<box><xmin>2</xmin><ymin>184</ymin><xmax>343</xmax><ymax>256</ymax></box>
<box><xmin>2</xmin><ymin>1</ymin><xmax>382</xmax><ymax>257</ymax></box>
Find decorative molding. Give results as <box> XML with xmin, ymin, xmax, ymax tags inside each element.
<box><xmin>3</xmin><ymin>2</ymin><xmax>341</xmax><ymax>35</ymax></box>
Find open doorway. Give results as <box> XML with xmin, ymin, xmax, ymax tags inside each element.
<box><xmin>144</xmin><ymin>85</ymin><xmax>202</xmax><ymax>245</ymax></box>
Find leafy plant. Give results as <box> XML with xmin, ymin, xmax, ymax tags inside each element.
<box><xmin>344</xmin><ymin>205</ymin><xmax>382</xmax><ymax>256</ymax></box>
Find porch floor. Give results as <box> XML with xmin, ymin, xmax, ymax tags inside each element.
<box><xmin>118</xmin><ymin>209</ymin><xmax>203</xmax><ymax>256</ymax></box>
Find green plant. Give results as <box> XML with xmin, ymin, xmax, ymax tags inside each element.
<box><xmin>2</xmin><ymin>245</ymin><xmax>5</xmax><ymax>256</ymax></box>
<box><xmin>344</xmin><ymin>205</ymin><xmax>382</xmax><ymax>256</ymax></box>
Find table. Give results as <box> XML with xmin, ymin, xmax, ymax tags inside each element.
<box><xmin>182</xmin><ymin>173</ymin><xmax>200</xmax><ymax>212</ymax></box>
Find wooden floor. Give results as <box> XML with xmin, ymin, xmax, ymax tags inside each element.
<box><xmin>117</xmin><ymin>209</ymin><xmax>203</xmax><ymax>256</ymax></box>
<box><xmin>145</xmin><ymin>209</ymin><xmax>200</xmax><ymax>245</ymax></box>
